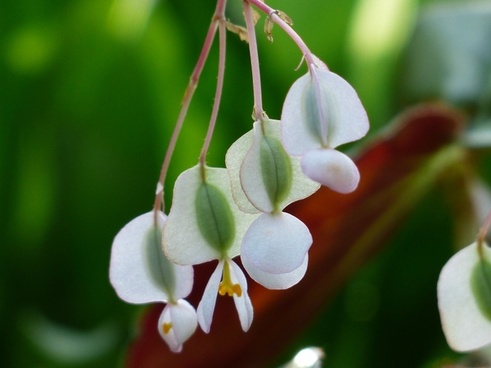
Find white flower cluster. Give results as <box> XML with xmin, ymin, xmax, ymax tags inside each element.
<box><xmin>109</xmin><ymin>0</ymin><xmax>369</xmax><ymax>353</ymax></box>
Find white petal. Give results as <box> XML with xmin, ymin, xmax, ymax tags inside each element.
<box><xmin>241</xmin><ymin>212</ymin><xmax>312</xmax><ymax>274</ymax></box>
<box><xmin>171</xmin><ymin>264</ymin><xmax>195</xmax><ymax>301</ymax></box>
<box><xmin>225</xmin><ymin>125</ymin><xmax>262</xmax><ymax>214</ymax></box>
<box><xmin>110</xmin><ymin>211</ymin><xmax>193</xmax><ymax>304</ymax></box>
<box><xmin>301</xmin><ymin>149</ymin><xmax>359</xmax><ymax>193</ymax></box>
<box><xmin>158</xmin><ymin>300</ymin><xmax>198</xmax><ymax>353</ymax></box>
<box><xmin>438</xmin><ymin>242</ymin><xmax>491</xmax><ymax>352</ymax></box>
<box><xmin>163</xmin><ymin>165</ymin><xmax>258</xmax><ymax>265</ymax></box>
<box><xmin>228</xmin><ymin>260</ymin><xmax>254</xmax><ymax>331</ymax></box>
<box><xmin>281</xmin><ymin>73</ymin><xmax>321</xmax><ymax>155</ymax></box>
<box><xmin>197</xmin><ymin>261</ymin><xmax>224</xmax><ymax>333</ymax></box>
<box><xmin>242</xmin><ymin>253</ymin><xmax>308</xmax><ymax>290</ymax></box>
<box><xmin>239</xmin><ymin>121</ymin><xmax>276</xmax><ymax>213</ymax></box>
<box><xmin>227</xmin><ymin>119</ymin><xmax>320</xmax><ymax>213</ymax></box>
<box><xmin>281</xmin><ymin>69</ymin><xmax>369</xmax><ymax>154</ymax></box>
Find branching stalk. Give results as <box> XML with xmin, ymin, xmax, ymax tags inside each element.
<box><xmin>153</xmin><ymin>0</ymin><xmax>228</xmax><ymax>220</ymax></box>
<box><xmin>248</xmin><ymin>0</ymin><xmax>317</xmax><ymax>70</ymax></box>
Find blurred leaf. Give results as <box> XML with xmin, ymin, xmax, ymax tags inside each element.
<box><xmin>21</xmin><ymin>311</ymin><xmax>119</xmax><ymax>366</ymax></box>
<box><xmin>124</xmin><ymin>104</ymin><xmax>466</xmax><ymax>368</ymax></box>
<box><xmin>401</xmin><ymin>2</ymin><xmax>491</xmax><ymax>109</ymax></box>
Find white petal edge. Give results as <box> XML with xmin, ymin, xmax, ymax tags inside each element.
<box><xmin>311</xmin><ymin>68</ymin><xmax>369</xmax><ymax>149</ymax></box>
<box><xmin>281</xmin><ymin>72</ymin><xmax>322</xmax><ymax>155</ymax></box>
<box><xmin>158</xmin><ymin>300</ymin><xmax>198</xmax><ymax>353</ymax></box>
<box><xmin>110</xmin><ymin>211</ymin><xmax>172</xmax><ymax>304</ymax></box>
<box><xmin>239</xmin><ymin>122</ymin><xmax>275</xmax><ymax>212</ymax></box>
<box><xmin>242</xmin><ymin>253</ymin><xmax>309</xmax><ymax>290</ymax></box>
<box><xmin>197</xmin><ymin>261</ymin><xmax>224</xmax><ymax>333</ymax></box>
<box><xmin>301</xmin><ymin>149</ymin><xmax>360</xmax><ymax>193</ymax></box>
<box><xmin>225</xmin><ymin>126</ymin><xmax>262</xmax><ymax>214</ymax></box>
<box><xmin>228</xmin><ymin>260</ymin><xmax>254</xmax><ymax>331</ymax></box>
<box><xmin>281</xmin><ymin>69</ymin><xmax>369</xmax><ymax>154</ymax></box>
<box><xmin>241</xmin><ymin>212</ymin><xmax>312</xmax><ymax>274</ymax></box>
<box><xmin>437</xmin><ymin>241</ymin><xmax>491</xmax><ymax>352</ymax></box>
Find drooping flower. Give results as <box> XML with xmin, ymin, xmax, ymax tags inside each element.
<box><xmin>162</xmin><ymin>165</ymin><xmax>258</xmax><ymax>333</ymax></box>
<box><xmin>109</xmin><ymin>211</ymin><xmax>197</xmax><ymax>353</ymax></box>
<box><xmin>281</xmin><ymin>65</ymin><xmax>369</xmax><ymax>192</ymax></box>
<box><xmin>226</xmin><ymin>118</ymin><xmax>319</xmax><ymax>289</ymax></box>
<box><xmin>437</xmin><ymin>240</ymin><xmax>491</xmax><ymax>352</ymax></box>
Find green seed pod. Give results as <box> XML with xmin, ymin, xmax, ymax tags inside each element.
<box><xmin>259</xmin><ymin>135</ymin><xmax>293</xmax><ymax>211</ymax></box>
<box><xmin>195</xmin><ymin>181</ymin><xmax>236</xmax><ymax>254</ymax></box>
<box><xmin>471</xmin><ymin>258</ymin><xmax>491</xmax><ymax>321</ymax></box>
<box><xmin>146</xmin><ymin>225</ymin><xmax>175</xmax><ymax>297</ymax></box>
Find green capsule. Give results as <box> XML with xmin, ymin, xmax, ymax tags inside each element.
<box><xmin>303</xmin><ymin>79</ymin><xmax>334</xmax><ymax>146</ymax></box>
<box><xmin>471</xmin><ymin>258</ymin><xmax>491</xmax><ymax>321</ymax></box>
<box><xmin>146</xmin><ymin>225</ymin><xmax>175</xmax><ymax>297</ymax></box>
<box><xmin>259</xmin><ymin>135</ymin><xmax>293</xmax><ymax>211</ymax></box>
<box><xmin>195</xmin><ymin>181</ymin><xmax>235</xmax><ymax>254</ymax></box>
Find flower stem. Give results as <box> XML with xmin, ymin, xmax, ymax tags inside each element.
<box><xmin>198</xmin><ymin>5</ymin><xmax>228</xmax><ymax>180</ymax></box>
<box><xmin>243</xmin><ymin>0</ymin><xmax>264</xmax><ymax>122</ymax></box>
<box><xmin>153</xmin><ymin>0</ymin><xmax>227</xmax><ymax>219</ymax></box>
<box><xmin>477</xmin><ymin>210</ymin><xmax>491</xmax><ymax>259</ymax></box>
<box><xmin>248</xmin><ymin>0</ymin><xmax>317</xmax><ymax>70</ymax></box>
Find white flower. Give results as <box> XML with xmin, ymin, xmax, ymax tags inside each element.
<box><xmin>437</xmin><ymin>240</ymin><xmax>491</xmax><ymax>352</ymax></box>
<box><xmin>226</xmin><ymin>118</ymin><xmax>316</xmax><ymax>289</ymax></box>
<box><xmin>226</xmin><ymin>119</ymin><xmax>319</xmax><ymax>214</ymax></box>
<box><xmin>240</xmin><ymin>212</ymin><xmax>311</xmax><ymax>289</ymax></box>
<box><xmin>109</xmin><ymin>211</ymin><xmax>197</xmax><ymax>353</ymax></box>
<box><xmin>162</xmin><ymin>165</ymin><xmax>257</xmax><ymax>333</ymax></box>
<box><xmin>281</xmin><ymin>66</ymin><xmax>369</xmax><ymax>192</ymax></box>
<box><xmin>158</xmin><ymin>300</ymin><xmax>199</xmax><ymax>353</ymax></box>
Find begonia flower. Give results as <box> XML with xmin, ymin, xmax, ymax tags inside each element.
<box><xmin>162</xmin><ymin>165</ymin><xmax>258</xmax><ymax>333</ymax></box>
<box><xmin>226</xmin><ymin>119</ymin><xmax>319</xmax><ymax>214</ymax></box>
<box><xmin>226</xmin><ymin>118</ymin><xmax>317</xmax><ymax>289</ymax></box>
<box><xmin>437</xmin><ymin>240</ymin><xmax>491</xmax><ymax>352</ymax></box>
<box><xmin>109</xmin><ymin>211</ymin><xmax>197</xmax><ymax>352</ymax></box>
<box><xmin>281</xmin><ymin>66</ymin><xmax>369</xmax><ymax>192</ymax></box>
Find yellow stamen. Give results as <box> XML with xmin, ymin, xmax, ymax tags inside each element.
<box><xmin>162</xmin><ymin>322</ymin><xmax>172</xmax><ymax>335</ymax></box>
<box><xmin>218</xmin><ymin>261</ymin><xmax>242</xmax><ymax>297</ymax></box>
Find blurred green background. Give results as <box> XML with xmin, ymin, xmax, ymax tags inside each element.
<box><xmin>1</xmin><ymin>0</ymin><xmax>491</xmax><ymax>367</ymax></box>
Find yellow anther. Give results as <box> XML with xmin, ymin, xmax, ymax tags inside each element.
<box><xmin>162</xmin><ymin>322</ymin><xmax>173</xmax><ymax>335</ymax></box>
<box><xmin>219</xmin><ymin>281</ymin><xmax>242</xmax><ymax>297</ymax></box>
<box><xmin>218</xmin><ymin>260</ymin><xmax>243</xmax><ymax>297</ymax></box>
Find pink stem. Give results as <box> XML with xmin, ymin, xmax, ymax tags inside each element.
<box><xmin>477</xmin><ymin>210</ymin><xmax>491</xmax><ymax>257</ymax></box>
<box><xmin>243</xmin><ymin>0</ymin><xmax>264</xmax><ymax>121</ymax></box>
<box><xmin>199</xmin><ymin>10</ymin><xmax>228</xmax><ymax>178</ymax></box>
<box><xmin>153</xmin><ymin>0</ymin><xmax>227</xmax><ymax>219</ymax></box>
<box><xmin>248</xmin><ymin>0</ymin><xmax>316</xmax><ymax>70</ymax></box>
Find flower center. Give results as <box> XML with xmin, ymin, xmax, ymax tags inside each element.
<box><xmin>162</xmin><ymin>322</ymin><xmax>173</xmax><ymax>335</ymax></box>
<box><xmin>218</xmin><ymin>261</ymin><xmax>242</xmax><ymax>297</ymax></box>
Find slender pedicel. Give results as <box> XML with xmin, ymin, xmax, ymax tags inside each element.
<box><xmin>153</xmin><ymin>0</ymin><xmax>227</xmax><ymax>220</ymax></box>
<box><xmin>247</xmin><ymin>0</ymin><xmax>318</xmax><ymax>71</ymax></box>
<box><xmin>477</xmin><ymin>210</ymin><xmax>491</xmax><ymax>258</ymax></box>
<box><xmin>199</xmin><ymin>9</ymin><xmax>228</xmax><ymax>179</ymax></box>
<box><xmin>243</xmin><ymin>0</ymin><xmax>264</xmax><ymax>122</ymax></box>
